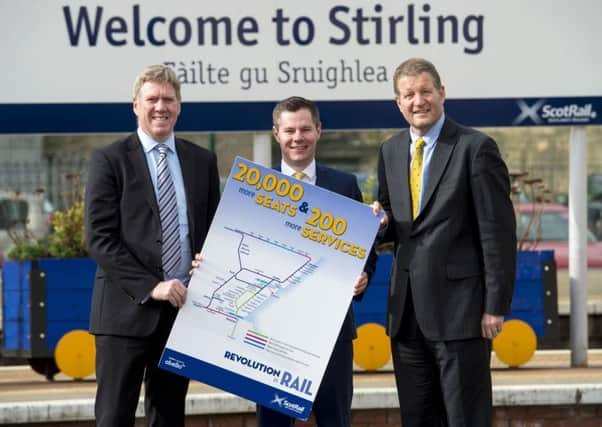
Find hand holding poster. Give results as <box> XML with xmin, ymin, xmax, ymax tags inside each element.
<box><xmin>159</xmin><ymin>157</ymin><xmax>380</xmax><ymax>420</ymax></box>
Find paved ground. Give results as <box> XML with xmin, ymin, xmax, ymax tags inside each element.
<box><xmin>1</xmin><ymin>350</ymin><xmax>602</xmax><ymax>403</ymax></box>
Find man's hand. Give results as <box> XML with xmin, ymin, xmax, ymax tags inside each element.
<box><xmin>372</xmin><ymin>201</ymin><xmax>388</xmax><ymax>227</ymax></box>
<box><xmin>189</xmin><ymin>252</ymin><xmax>202</xmax><ymax>276</ymax></box>
<box><xmin>151</xmin><ymin>279</ymin><xmax>187</xmax><ymax>308</ymax></box>
<box><xmin>481</xmin><ymin>313</ymin><xmax>504</xmax><ymax>340</ymax></box>
<box><xmin>353</xmin><ymin>271</ymin><xmax>369</xmax><ymax>296</ymax></box>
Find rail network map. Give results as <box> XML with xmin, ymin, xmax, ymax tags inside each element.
<box><xmin>160</xmin><ymin>157</ymin><xmax>380</xmax><ymax>420</ymax></box>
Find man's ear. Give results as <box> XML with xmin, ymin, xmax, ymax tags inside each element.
<box><xmin>395</xmin><ymin>96</ymin><xmax>403</xmax><ymax>113</ymax></box>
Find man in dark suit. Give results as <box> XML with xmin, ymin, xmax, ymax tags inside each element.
<box><xmin>255</xmin><ymin>96</ymin><xmax>377</xmax><ymax>427</ymax></box>
<box><xmin>85</xmin><ymin>64</ymin><xmax>220</xmax><ymax>427</ymax></box>
<box><xmin>374</xmin><ymin>58</ymin><xmax>516</xmax><ymax>426</ymax></box>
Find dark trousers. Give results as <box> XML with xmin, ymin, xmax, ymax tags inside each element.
<box><xmin>256</xmin><ymin>338</ymin><xmax>353</xmax><ymax>427</ymax></box>
<box><xmin>94</xmin><ymin>309</ymin><xmax>189</xmax><ymax>427</ymax></box>
<box><xmin>391</xmin><ymin>292</ymin><xmax>492</xmax><ymax>427</ymax></box>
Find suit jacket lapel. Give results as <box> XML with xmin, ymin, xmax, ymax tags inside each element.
<box><xmin>126</xmin><ymin>134</ymin><xmax>160</xmax><ymax>219</ymax></box>
<box><xmin>315</xmin><ymin>164</ymin><xmax>330</xmax><ymax>190</ymax></box>
<box><xmin>175</xmin><ymin>139</ymin><xmax>193</xmax><ymax>199</ymax></box>
<box><xmin>419</xmin><ymin>119</ymin><xmax>457</xmax><ymax>217</ymax></box>
<box><xmin>175</xmin><ymin>139</ymin><xmax>197</xmax><ymax>240</ymax></box>
<box><xmin>388</xmin><ymin>132</ymin><xmax>412</xmax><ymax>222</ymax></box>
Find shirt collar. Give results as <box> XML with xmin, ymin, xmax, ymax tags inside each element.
<box><xmin>410</xmin><ymin>113</ymin><xmax>446</xmax><ymax>148</ymax></box>
<box><xmin>137</xmin><ymin>127</ymin><xmax>176</xmax><ymax>154</ymax></box>
<box><xmin>281</xmin><ymin>159</ymin><xmax>316</xmax><ymax>181</ymax></box>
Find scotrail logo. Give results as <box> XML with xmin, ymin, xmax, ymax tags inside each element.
<box><xmin>513</xmin><ymin>99</ymin><xmax>598</xmax><ymax>125</ymax></box>
<box><xmin>541</xmin><ymin>103</ymin><xmax>597</xmax><ymax>123</ymax></box>
<box><xmin>270</xmin><ymin>393</ymin><xmax>306</xmax><ymax>415</ymax></box>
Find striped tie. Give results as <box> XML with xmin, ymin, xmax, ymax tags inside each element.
<box><xmin>156</xmin><ymin>144</ymin><xmax>181</xmax><ymax>278</ymax></box>
<box><xmin>410</xmin><ymin>137</ymin><xmax>426</xmax><ymax>220</ymax></box>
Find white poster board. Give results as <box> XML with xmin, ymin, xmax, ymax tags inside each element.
<box><xmin>159</xmin><ymin>157</ymin><xmax>380</xmax><ymax>420</ymax></box>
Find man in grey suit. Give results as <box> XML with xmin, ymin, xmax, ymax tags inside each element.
<box><xmin>85</xmin><ymin>64</ymin><xmax>220</xmax><ymax>426</ymax></box>
<box><xmin>374</xmin><ymin>58</ymin><xmax>516</xmax><ymax>426</ymax></box>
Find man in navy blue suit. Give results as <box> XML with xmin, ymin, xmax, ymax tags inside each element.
<box><xmin>255</xmin><ymin>96</ymin><xmax>378</xmax><ymax>427</ymax></box>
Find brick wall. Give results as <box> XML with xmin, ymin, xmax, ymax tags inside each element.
<box><xmin>3</xmin><ymin>406</ymin><xmax>601</xmax><ymax>427</ymax></box>
<box><xmin>493</xmin><ymin>406</ymin><xmax>602</xmax><ymax>427</ymax></box>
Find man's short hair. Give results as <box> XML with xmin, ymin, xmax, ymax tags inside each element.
<box><xmin>132</xmin><ymin>64</ymin><xmax>181</xmax><ymax>102</ymax></box>
<box><xmin>392</xmin><ymin>58</ymin><xmax>442</xmax><ymax>95</ymax></box>
<box><xmin>272</xmin><ymin>96</ymin><xmax>321</xmax><ymax>128</ymax></box>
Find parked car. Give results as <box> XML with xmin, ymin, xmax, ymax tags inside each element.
<box><xmin>516</xmin><ymin>202</ymin><xmax>602</xmax><ymax>268</ymax></box>
<box><xmin>587</xmin><ymin>174</ymin><xmax>602</xmax><ymax>239</ymax></box>
<box><xmin>0</xmin><ymin>191</ymin><xmax>54</xmax><ymax>264</ymax></box>
<box><xmin>515</xmin><ymin>202</ymin><xmax>602</xmax><ymax>310</ymax></box>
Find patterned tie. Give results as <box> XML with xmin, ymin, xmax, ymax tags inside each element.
<box><xmin>292</xmin><ymin>171</ymin><xmax>306</xmax><ymax>181</ymax></box>
<box><xmin>156</xmin><ymin>144</ymin><xmax>181</xmax><ymax>278</ymax></box>
<box><xmin>410</xmin><ymin>137</ymin><xmax>426</xmax><ymax>220</ymax></box>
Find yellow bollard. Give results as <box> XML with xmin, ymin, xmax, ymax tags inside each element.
<box><xmin>353</xmin><ymin>323</ymin><xmax>391</xmax><ymax>371</ymax></box>
<box><xmin>54</xmin><ymin>329</ymin><xmax>96</xmax><ymax>380</ymax></box>
<box><xmin>493</xmin><ymin>319</ymin><xmax>537</xmax><ymax>368</ymax></box>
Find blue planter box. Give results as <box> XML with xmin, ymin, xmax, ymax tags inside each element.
<box><xmin>506</xmin><ymin>250</ymin><xmax>559</xmax><ymax>343</ymax></box>
<box><xmin>2</xmin><ymin>257</ymin><xmax>96</xmax><ymax>359</ymax></box>
<box><xmin>354</xmin><ymin>251</ymin><xmax>559</xmax><ymax>344</ymax></box>
<box><xmin>352</xmin><ymin>253</ymin><xmax>391</xmax><ymax>328</ymax></box>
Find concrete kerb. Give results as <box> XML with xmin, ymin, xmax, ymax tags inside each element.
<box><xmin>2</xmin><ymin>385</ymin><xmax>602</xmax><ymax>424</ymax></box>
<box><xmin>492</xmin><ymin>383</ymin><xmax>602</xmax><ymax>406</ymax></box>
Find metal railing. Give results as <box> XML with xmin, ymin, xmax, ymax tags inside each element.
<box><xmin>0</xmin><ymin>156</ymin><xmax>89</xmax><ymax>211</ymax></box>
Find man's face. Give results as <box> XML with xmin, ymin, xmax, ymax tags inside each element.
<box><xmin>273</xmin><ymin>109</ymin><xmax>321</xmax><ymax>170</ymax></box>
<box><xmin>395</xmin><ymin>72</ymin><xmax>445</xmax><ymax>136</ymax></box>
<box><xmin>133</xmin><ymin>80</ymin><xmax>180</xmax><ymax>142</ymax></box>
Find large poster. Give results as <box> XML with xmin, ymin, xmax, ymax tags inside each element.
<box><xmin>159</xmin><ymin>157</ymin><xmax>380</xmax><ymax>420</ymax></box>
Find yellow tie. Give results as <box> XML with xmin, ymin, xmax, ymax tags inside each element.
<box><xmin>410</xmin><ymin>137</ymin><xmax>426</xmax><ymax>220</ymax></box>
<box><xmin>293</xmin><ymin>171</ymin><xmax>306</xmax><ymax>181</ymax></box>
